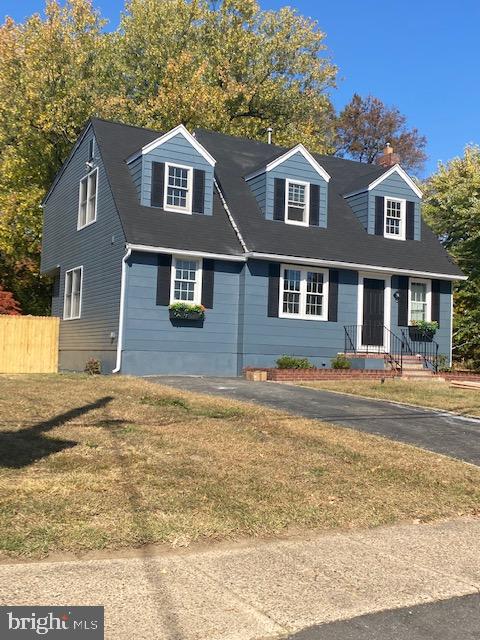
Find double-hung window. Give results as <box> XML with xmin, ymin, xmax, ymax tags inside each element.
<box><xmin>64</xmin><ymin>266</ymin><xmax>83</xmax><ymax>320</ymax></box>
<box><xmin>409</xmin><ymin>278</ymin><xmax>431</xmax><ymax>323</ymax></box>
<box><xmin>384</xmin><ymin>198</ymin><xmax>405</xmax><ymax>240</ymax></box>
<box><xmin>280</xmin><ymin>265</ymin><xmax>328</xmax><ymax>320</ymax></box>
<box><xmin>164</xmin><ymin>163</ymin><xmax>192</xmax><ymax>214</ymax></box>
<box><xmin>285</xmin><ymin>179</ymin><xmax>309</xmax><ymax>226</ymax></box>
<box><xmin>170</xmin><ymin>257</ymin><xmax>202</xmax><ymax>304</ymax></box>
<box><xmin>78</xmin><ymin>168</ymin><xmax>98</xmax><ymax>229</ymax></box>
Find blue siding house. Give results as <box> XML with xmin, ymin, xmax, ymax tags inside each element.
<box><xmin>41</xmin><ymin>119</ymin><xmax>465</xmax><ymax>376</ymax></box>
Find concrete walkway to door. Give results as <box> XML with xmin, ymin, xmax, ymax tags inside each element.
<box><xmin>150</xmin><ymin>377</ymin><xmax>480</xmax><ymax>466</ymax></box>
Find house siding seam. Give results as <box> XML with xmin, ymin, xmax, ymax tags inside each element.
<box><xmin>41</xmin><ymin>130</ymin><xmax>126</xmax><ymax>373</ymax></box>
<box><xmin>128</xmin><ymin>156</ymin><xmax>142</xmax><ymax>198</ymax></box>
<box><xmin>345</xmin><ymin>191</ymin><xmax>368</xmax><ymax>231</ymax></box>
<box><xmin>139</xmin><ymin>132</ymin><xmax>214</xmax><ymax>215</ymax></box>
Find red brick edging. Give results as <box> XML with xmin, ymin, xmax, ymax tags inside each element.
<box><xmin>243</xmin><ymin>367</ymin><xmax>397</xmax><ymax>381</ymax></box>
<box><xmin>441</xmin><ymin>372</ymin><xmax>480</xmax><ymax>381</ymax></box>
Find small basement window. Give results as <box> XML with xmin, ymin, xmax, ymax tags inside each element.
<box><xmin>384</xmin><ymin>198</ymin><xmax>405</xmax><ymax>240</ymax></box>
<box><xmin>285</xmin><ymin>179</ymin><xmax>309</xmax><ymax>226</ymax></box>
<box><xmin>78</xmin><ymin>168</ymin><xmax>98</xmax><ymax>229</ymax></box>
<box><xmin>170</xmin><ymin>257</ymin><xmax>202</xmax><ymax>304</ymax></box>
<box><xmin>64</xmin><ymin>266</ymin><xmax>83</xmax><ymax>320</ymax></box>
<box><xmin>164</xmin><ymin>163</ymin><xmax>192</xmax><ymax>213</ymax></box>
<box><xmin>279</xmin><ymin>265</ymin><xmax>328</xmax><ymax>320</ymax></box>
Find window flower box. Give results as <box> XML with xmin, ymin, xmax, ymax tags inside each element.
<box><xmin>408</xmin><ymin>320</ymin><xmax>438</xmax><ymax>342</ymax></box>
<box><xmin>169</xmin><ymin>303</ymin><xmax>205</xmax><ymax>321</ymax></box>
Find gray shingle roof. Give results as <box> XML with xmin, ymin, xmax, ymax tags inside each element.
<box><xmin>92</xmin><ymin>118</ymin><xmax>463</xmax><ymax>277</ymax></box>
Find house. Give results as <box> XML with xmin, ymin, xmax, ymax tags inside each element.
<box><xmin>41</xmin><ymin>119</ymin><xmax>465</xmax><ymax>376</ymax></box>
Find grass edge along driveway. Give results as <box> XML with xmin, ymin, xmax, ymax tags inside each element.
<box><xmin>0</xmin><ymin>374</ymin><xmax>479</xmax><ymax>558</ymax></box>
<box><xmin>297</xmin><ymin>379</ymin><xmax>480</xmax><ymax>418</ymax></box>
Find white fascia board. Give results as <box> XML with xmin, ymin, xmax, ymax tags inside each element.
<box><xmin>126</xmin><ymin>243</ymin><xmax>246</xmax><ymax>262</ymax></box>
<box><xmin>344</xmin><ymin>165</ymin><xmax>423</xmax><ymax>199</ymax></box>
<box><xmin>245</xmin><ymin>144</ymin><xmax>331</xmax><ymax>183</ymax></box>
<box><xmin>126</xmin><ymin>124</ymin><xmax>216</xmax><ymax>166</ymax></box>
<box><xmin>246</xmin><ymin>252</ymin><xmax>467</xmax><ymax>281</ymax></box>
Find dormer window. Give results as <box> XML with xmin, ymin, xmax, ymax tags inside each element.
<box><xmin>286</xmin><ymin>179</ymin><xmax>309</xmax><ymax>226</ymax></box>
<box><xmin>384</xmin><ymin>198</ymin><xmax>405</xmax><ymax>240</ymax></box>
<box><xmin>164</xmin><ymin>163</ymin><xmax>192</xmax><ymax>214</ymax></box>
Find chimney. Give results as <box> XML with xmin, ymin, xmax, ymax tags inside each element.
<box><xmin>376</xmin><ymin>142</ymin><xmax>400</xmax><ymax>168</ymax></box>
<box><xmin>267</xmin><ymin>127</ymin><xmax>273</xmax><ymax>144</ymax></box>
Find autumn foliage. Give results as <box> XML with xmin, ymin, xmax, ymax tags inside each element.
<box><xmin>0</xmin><ymin>286</ymin><xmax>21</xmax><ymax>315</ymax></box>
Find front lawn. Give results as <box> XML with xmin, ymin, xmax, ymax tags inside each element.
<box><xmin>0</xmin><ymin>374</ymin><xmax>479</xmax><ymax>558</ymax></box>
<box><xmin>297</xmin><ymin>379</ymin><xmax>480</xmax><ymax>417</ymax></box>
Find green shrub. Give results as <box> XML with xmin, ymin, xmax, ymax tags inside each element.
<box><xmin>331</xmin><ymin>354</ymin><xmax>352</xmax><ymax>370</ymax></box>
<box><xmin>84</xmin><ymin>357</ymin><xmax>101</xmax><ymax>375</ymax></box>
<box><xmin>276</xmin><ymin>355</ymin><xmax>313</xmax><ymax>369</ymax></box>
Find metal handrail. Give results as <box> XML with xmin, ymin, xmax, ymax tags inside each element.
<box><xmin>401</xmin><ymin>328</ymin><xmax>440</xmax><ymax>373</ymax></box>
<box><xmin>344</xmin><ymin>324</ymin><xmax>405</xmax><ymax>372</ymax></box>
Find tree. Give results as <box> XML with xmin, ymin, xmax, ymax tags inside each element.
<box><xmin>0</xmin><ymin>0</ymin><xmax>337</xmax><ymax>313</ymax></box>
<box><xmin>423</xmin><ymin>145</ymin><xmax>480</xmax><ymax>367</ymax></box>
<box><xmin>335</xmin><ymin>94</ymin><xmax>427</xmax><ymax>173</ymax></box>
<box><xmin>0</xmin><ymin>285</ymin><xmax>22</xmax><ymax>314</ymax></box>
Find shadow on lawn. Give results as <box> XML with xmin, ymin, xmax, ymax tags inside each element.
<box><xmin>0</xmin><ymin>396</ymin><xmax>113</xmax><ymax>468</ymax></box>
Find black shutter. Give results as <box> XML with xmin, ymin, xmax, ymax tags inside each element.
<box><xmin>406</xmin><ymin>201</ymin><xmax>415</xmax><ymax>240</ymax></box>
<box><xmin>273</xmin><ymin>178</ymin><xmax>285</xmax><ymax>221</ymax></box>
<box><xmin>156</xmin><ymin>253</ymin><xmax>172</xmax><ymax>306</ymax></box>
<box><xmin>193</xmin><ymin>169</ymin><xmax>205</xmax><ymax>214</ymax></box>
<box><xmin>309</xmin><ymin>184</ymin><xmax>320</xmax><ymax>226</ymax></box>
<box><xmin>328</xmin><ymin>269</ymin><xmax>339</xmax><ymax>322</ymax></box>
<box><xmin>397</xmin><ymin>275</ymin><xmax>409</xmax><ymax>326</ymax></box>
<box><xmin>202</xmin><ymin>259</ymin><xmax>215</xmax><ymax>308</ymax></box>
<box><xmin>151</xmin><ymin>162</ymin><xmax>165</xmax><ymax>207</ymax></box>
<box><xmin>431</xmin><ymin>279</ymin><xmax>440</xmax><ymax>327</ymax></box>
<box><xmin>375</xmin><ymin>196</ymin><xmax>384</xmax><ymax>235</ymax></box>
<box><xmin>267</xmin><ymin>263</ymin><xmax>281</xmax><ymax>317</ymax></box>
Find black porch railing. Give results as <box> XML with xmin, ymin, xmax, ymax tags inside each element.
<box><xmin>401</xmin><ymin>328</ymin><xmax>440</xmax><ymax>373</ymax></box>
<box><xmin>344</xmin><ymin>324</ymin><xmax>440</xmax><ymax>374</ymax></box>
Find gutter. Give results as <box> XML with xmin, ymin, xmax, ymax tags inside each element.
<box><xmin>246</xmin><ymin>252</ymin><xmax>467</xmax><ymax>282</ymax></box>
<box><xmin>112</xmin><ymin>246</ymin><xmax>132</xmax><ymax>374</ymax></box>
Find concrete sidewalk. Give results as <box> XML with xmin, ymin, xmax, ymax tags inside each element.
<box><xmin>1</xmin><ymin>518</ymin><xmax>480</xmax><ymax>640</ymax></box>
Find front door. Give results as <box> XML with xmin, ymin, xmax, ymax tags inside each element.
<box><xmin>362</xmin><ymin>278</ymin><xmax>385</xmax><ymax>347</ymax></box>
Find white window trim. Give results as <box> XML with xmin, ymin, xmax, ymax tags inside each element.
<box><xmin>77</xmin><ymin>167</ymin><xmax>98</xmax><ymax>230</ymax></box>
<box><xmin>63</xmin><ymin>266</ymin><xmax>83</xmax><ymax>321</ymax></box>
<box><xmin>279</xmin><ymin>263</ymin><xmax>329</xmax><ymax>321</ymax></box>
<box><xmin>384</xmin><ymin>197</ymin><xmax>406</xmax><ymax>241</ymax></box>
<box><xmin>408</xmin><ymin>277</ymin><xmax>432</xmax><ymax>325</ymax></box>
<box><xmin>163</xmin><ymin>162</ymin><xmax>193</xmax><ymax>214</ymax></box>
<box><xmin>169</xmin><ymin>256</ymin><xmax>203</xmax><ymax>305</ymax></box>
<box><xmin>284</xmin><ymin>179</ymin><xmax>310</xmax><ymax>227</ymax></box>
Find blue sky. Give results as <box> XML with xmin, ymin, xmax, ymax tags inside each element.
<box><xmin>2</xmin><ymin>0</ymin><xmax>479</xmax><ymax>176</ymax></box>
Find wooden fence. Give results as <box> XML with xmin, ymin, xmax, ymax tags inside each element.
<box><xmin>0</xmin><ymin>316</ymin><xmax>59</xmax><ymax>373</ymax></box>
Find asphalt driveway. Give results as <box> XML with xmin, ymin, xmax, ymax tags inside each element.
<box><xmin>151</xmin><ymin>377</ymin><xmax>480</xmax><ymax>465</ymax></box>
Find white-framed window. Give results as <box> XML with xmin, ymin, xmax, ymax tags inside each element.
<box><xmin>408</xmin><ymin>278</ymin><xmax>431</xmax><ymax>324</ymax></box>
<box><xmin>279</xmin><ymin>264</ymin><xmax>328</xmax><ymax>320</ymax></box>
<box><xmin>285</xmin><ymin>179</ymin><xmax>309</xmax><ymax>226</ymax></box>
<box><xmin>63</xmin><ymin>266</ymin><xmax>83</xmax><ymax>320</ymax></box>
<box><xmin>170</xmin><ymin>257</ymin><xmax>202</xmax><ymax>304</ymax></box>
<box><xmin>78</xmin><ymin>167</ymin><xmax>98</xmax><ymax>230</ymax></box>
<box><xmin>384</xmin><ymin>197</ymin><xmax>405</xmax><ymax>240</ymax></box>
<box><xmin>164</xmin><ymin>163</ymin><xmax>193</xmax><ymax>214</ymax></box>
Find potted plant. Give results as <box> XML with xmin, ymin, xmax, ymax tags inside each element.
<box><xmin>169</xmin><ymin>302</ymin><xmax>206</xmax><ymax>321</ymax></box>
<box><xmin>408</xmin><ymin>320</ymin><xmax>438</xmax><ymax>342</ymax></box>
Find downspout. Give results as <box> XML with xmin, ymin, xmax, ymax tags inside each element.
<box><xmin>112</xmin><ymin>246</ymin><xmax>132</xmax><ymax>373</ymax></box>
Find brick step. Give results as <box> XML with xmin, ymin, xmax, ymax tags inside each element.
<box><xmin>402</xmin><ymin>363</ymin><xmax>427</xmax><ymax>370</ymax></box>
<box><xmin>402</xmin><ymin>370</ymin><xmax>434</xmax><ymax>378</ymax></box>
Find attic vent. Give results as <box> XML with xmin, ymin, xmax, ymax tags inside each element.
<box><xmin>267</xmin><ymin>127</ymin><xmax>273</xmax><ymax>144</ymax></box>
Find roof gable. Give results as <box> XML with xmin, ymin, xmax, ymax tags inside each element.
<box><xmin>344</xmin><ymin>164</ymin><xmax>422</xmax><ymax>199</ymax></box>
<box><xmin>245</xmin><ymin>144</ymin><xmax>331</xmax><ymax>183</ymax></box>
<box><xmin>126</xmin><ymin>124</ymin><xmax>216</xmax><ymax>167</ymax></box>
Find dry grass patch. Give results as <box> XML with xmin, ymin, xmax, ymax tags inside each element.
<box><xmin>298</xmin><ymin>379</ymin><xmax>480</xmax><ymax>417</ymax></box>
<box><xmin>0</xmin><ymin>374</ymin><xmax>479</xmax><ymax>558</ymax></box>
